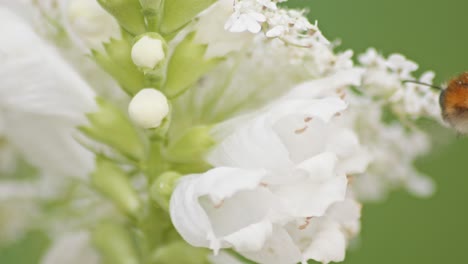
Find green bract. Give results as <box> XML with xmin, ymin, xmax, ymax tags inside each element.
<box><xmin>92</xmin><ymin>38</ymin><xmax>145</xmax><ymax>95</ymax></box>
<box><xmin>151</xmin><ymin>241</ymin><xmax>210</xmax><ymax>264</ymax></box>
<box><xmin>91</xmin><ymin>157</ymin><xmax>142</xmax><ymax>216</ymax></box>
<box><xmin>165</xmin><ymin>125</ymin><xmax>215</xmax><ymax>163</ymax></box>
<box><xmin>164</xmin><ymin>32</ymin><xmax>222</xmax><ymax>98</ymax></box>
<box><xmin>97</xmin><ymin>0</ymin><xmax>146</xmax><ymax>35</ymax></box>
<box><xmin>149</xmin><ymin>171</ymin><xmax>181</xmax><ymax>211</ymax></box>
<box><xmin>80</xmin><ymin>98</ymin><xmax>146</xmax><ymax>161</ymax></box>
<box><xmin>139</xmin><ymin>0</ymin><xmax>163</xmax><ymax>31</ymax></box>
<box><xmin>160</xmin><ymin>0</ymin><xmax>216</xmax><ymax>34</ymax></box>
<box><xmin>93</xmin><ymin>221</ymin><xmax>141</xmax><ymax>264</ymax></box>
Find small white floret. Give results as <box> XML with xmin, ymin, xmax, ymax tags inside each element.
<box><xmin>131</xmin><ymin>36</ymin><xmax>165</xmax><ymax>69</ymax></box>
<box><xmin>128</xmin><ymin>88</ymin><xmax>169</xmax><ymax>128</ymax></box>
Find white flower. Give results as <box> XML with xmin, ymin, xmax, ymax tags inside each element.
<box><xmin>225</xmin><ymin>12</ymin><xmax>266</xmax><ymax>34</ymax></box>
<box><xmin>223</xmin><ymin>0</ymin><xmax>327</xmax><ymax>48</ymax></box>
<box><xmin>128</xmin><ymin>88</ymin><xmax>169</xmax><ymax>128</ymax></box>
<box><xmin>358</xmin><ymin>48</ymin><xmax>441</xmax><ymax>121</ymax></box>
<box><xmin>131</xmin><ymin>36</ymin><xmax>166</xmax><ymax>69</ymax></box>
<box><xmin>0</xmin><ymin>7</ymin><xmax>96</xmax><ymax>178</ymax></box>
<box><xmin>170</xmin><ymin>70</ymin><xmax>370</xmax><ymax>263</ymax></box>
<box><xmin>64</xmin><ymin>0</ymin><xmax>120</xmax><ymax>51</ymax></box>
<box><xmin>242</xmin><ymin>194</ymin><xmax>361</xmax><ymax>264</ymax></box>
<box><xmin>346</xmin><ymin>100</ymin><xmax>435</xmax><ymax>201</ymax></box>
<box><xmin>194</xmin><ymin>0</ymin><xmax>254</xmax><ymax>59</ymax></box>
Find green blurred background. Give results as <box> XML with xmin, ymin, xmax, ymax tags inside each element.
<box><xmin>287</xmin><ymin>0</ymin><xmax>468</xmax><ymax>263</ymax></box>
<box><xmin>1</xmin><ymin>0</ymin><xmax>467</xmax><ymax>263</ymax></box>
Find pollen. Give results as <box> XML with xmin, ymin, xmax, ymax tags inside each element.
<box><xmin>295</xmin><ymin>126</ymin><xmax>308</xmax><ymax>134</ymax></box>
<box><xmin>298</xmin><ymin>217</ymin><xmax>314</xmax><ymax>230</ymax></box>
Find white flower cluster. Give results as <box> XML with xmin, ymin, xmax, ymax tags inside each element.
<box><xmin>225</xmin><ymin>0</ymin><xmax>326</xmax><ymax>47</ymax></box>
<box><xmin>359</xmin><ymin>48</ymin><xmax>442</xmax><ymax>121</ymax></box>
<box><xmin>348</xmin><ymin>100</ymin><xmax>435</xmax><ymax>201</ymax></box>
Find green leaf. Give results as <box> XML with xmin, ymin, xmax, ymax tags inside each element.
<box><xmin>80</xmin><ymin>98</ymin><xmax>146</xmax><ymax>161</ymax></box>
<box><xmin>163</xmin><ymin>32</ymin><xmax>222</xmax><ymax>98</ymax></box>
<box><xmin>160</xmin><ymin>0</ymin><xmax>216</xmax><ymax>34</ymax></box>
<box><xmin>91</xmin><ymin>157</ymin><xmax>142</xmax><ymax>217</ymax></box>
<box><xmin>97</xmin><ymin>0</ymin><xmax>146</xmax><ymax>35</ymax></box>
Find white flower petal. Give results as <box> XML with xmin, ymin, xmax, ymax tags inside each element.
<box><xmin>326</xmin><ymin>129</ymin><xmax>371</xmax><ymax>174</ymax></box>
<box><xmin>223</xmin><ymin>220</ymin><xmax>272</xmax><ymax>252</ymax></box>
<box><xmin>273</xmin><ymin>172</ymin><xmax>347</xmax><ymax>218</ymax></box>
<box><xmin>240</xmin><ymin>227</ymin><xmax>302</xmax><ymax>264</ymax></box>
<box><xmin>2</xmin><ymin>112</ymin><xmax>94</xmax><ymax>178</ymax></box>
<box><xmin>283</xmin><ymin>69</ymin><xmax>364</xmax><ymax>100</ymax></box>
<box><xmin>208</xmin><ymin>116</ymin><xmax>293</xmax><ymax>173</ymax></box>
<box><xmin>0</xmin><ymin>8</ymin><xmax>95</xmax><ymax>178</ymax></box>
<box><xmin>295</xmin><ymin>152</ymin><xmax>338</xmax><ymax>182</ymax></box>
<box><xmin>269</xmin><ymin>97</ymin><xmax>347</xmax><ymax>124</ymax></box>
<box><xmin>0</xmin><ymin>8</ymin><xmax>96</xmax><ymax>120</ymax></box>
<box><xmin>302</xmin><ymin>222</ymin><xmax>347</xmax><ymax>264</ymax></box>
<box><xmin>170</xmin><ymin>167</ymin><xmax>271</xmax><ymax>252</ymax></box>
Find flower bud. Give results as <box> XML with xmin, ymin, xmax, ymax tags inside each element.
<box><xmin>131</xmin><ymin>35</ymin><xmax>166</xmax><ymax>69</ymax></box>
<box><xmin>150</xmin><ymin>171</ymin><xmax>182</xmax><ymax>211</ymax></box>
<box><xmin>128</xmin><ymin>88</ymin><xmax>169</xmax><ymax>128</ymax></box>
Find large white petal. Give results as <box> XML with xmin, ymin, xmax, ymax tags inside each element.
<box><xmin>272</xmin><ymin>177</ymin><xmax>347</xmax><ymax>218</ymax></box>
<box><xmin>208</xmin><ymin>116</ymin><xmax>292</xmax><ymax>173</ymax></box>
<box><xmin>2</xmin><ymin>112</ymin><xmax>94</xmax><ymax>178</ymax></box>
<box><xmin>0</xmin><ymin>8</ymin><xmax>96</xmax><ymax>120</ymax></box>
<box><xmin>170</xmin><ymin>167</ymin><xmax>273</xmax><ymax>252</ymax></box>
<box><xmin>0</xmin><ymin>8</ymin><xmax>95</xmax><ymax>178</ymax></box>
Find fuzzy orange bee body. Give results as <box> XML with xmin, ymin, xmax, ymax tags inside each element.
<box><xmin>439</xmin><ymin>72</ymin><xmax>468</xmax><ymax>134</ymax></box>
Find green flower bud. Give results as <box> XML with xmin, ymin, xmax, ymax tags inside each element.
<box><xmin>80</xmin><ymin>98</ymin><xmax>146</xmax><ymax>161</ymax></box>
<box><xmin>93</xmin><ymin>221</ymin><xmax>141</xmax><ymax>264</ymax></box>
<box><xmin>97</xmin><ymin>0</ymin><xmax>146</xmax><ymax>35</ymax></box>
<box><xmin>149</xmin><ymin>171</ymin><xmax>182</xmax><ymax>211</ymax></box>
<box><xmin>91</xmin><ymin>157</ymin><xmax>142</xmax><ymax>216</ymax></box>
<box><xmin>163</xmin><ymin>32</ymin><xmax>222</xmax><ymax>98</ymax></box>
<box><xmin>151</xmin><ymin>241</ymin><xmax>210</xmax><ymax>264</ymax></box>
<box><xmin>160</xmin><ymin>0</ymin><xmax>216</xmax><ymax>34</ymax></box>
<box><xmin>165</xmin><ymin>125</ymin><xmax>215</xmax><ymax>163</ymax></box>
